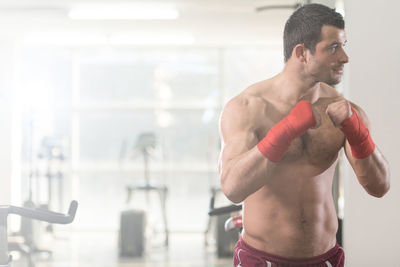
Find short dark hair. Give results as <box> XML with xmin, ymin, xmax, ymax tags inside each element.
<box><xmin>283</xmin><ymin>3</ymin><xmax>344</xmax><ymax>62</ymax></box>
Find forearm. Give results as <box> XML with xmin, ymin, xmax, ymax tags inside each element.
<box><xmin>338</xmin><ymin>105</ymin><xmax>390</xmax><ymax>197</ymax></box>
<box><xmin>349</xmin><ymin>145</ymin><xmax>390</xmax><ymax>197</ymax></box>
<box><xmin>220</xmin><ymin>147</ymin><xmax>276</xmax><ymax>203</ymax></box>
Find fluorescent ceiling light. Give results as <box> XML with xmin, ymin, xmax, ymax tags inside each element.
<box><xmin>23</xmin><ymin>32</ymin><xmax>107</xmax><ymax>46</ymax></box>
<box><xmin>22</xmin><ymin>31</ymin><xmax>195</xmax><ymax>46</ymax></box>
<box><xmin>110</xmin><ymin>32</ymin><xmax>195</xmax><ymax>45</ymax></box>
<box><xmin>68</xmin><ymin>3</ymin><xmax>179</xmax><ymax>20</ymax></box>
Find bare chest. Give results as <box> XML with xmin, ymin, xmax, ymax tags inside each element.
<box><xmin>259</xmin><ymin>97</ymin><xmax>345</xmax><ymax>166</ymax></box>
<box><xmin>285</xmin><ymin>118</ymin><xmax>345</xmax><ymax>165</ymax></box>
<box><xmin>290</xmin><ymin>99</ymin><xmax>345</xmax><ymax>165</ymax></box>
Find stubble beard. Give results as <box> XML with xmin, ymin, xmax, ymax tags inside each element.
<box><xmin>327</xmin><ymin>73</ymin><xmax>342</xmax><ymax>85</ymax></box>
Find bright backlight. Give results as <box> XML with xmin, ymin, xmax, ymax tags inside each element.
<box><xmin>68</xmin><ymin>3</ymin><xmax>179</xmax><ymax>20</ymax></box>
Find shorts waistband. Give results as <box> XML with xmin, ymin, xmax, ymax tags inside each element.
<box><xmin>237</xmin><ymin>237</ymin><xmax>341</xmax><ymax>265</ymax></box>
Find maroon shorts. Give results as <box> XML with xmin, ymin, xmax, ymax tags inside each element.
<box><xmin>233</xmin><ymin>237</ymin><xmax>345</xmax><ymax>267</ymax></box>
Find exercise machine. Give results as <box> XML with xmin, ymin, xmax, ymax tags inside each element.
<box><xmin>36</xmin><ymin>136</ymin><xmax>66</xmax><ymax>214</ymax></box>
<box><xmin>0</xmin><ymin>200</ymin><xmax>78</xmax><ymax>267</ymax></box>
<box><xmin>119</xmin><ymin>133</ymin><xmax>168</xmax><ymax>257</ymax></box>
<box><xmin>206</xmin><ymin>188</ymin><xmax>242</xmax><ymax>257</ymax></box>
<box><xmin>16</xmin><ymin>137</ymin><xmax>67</xmax><ymax>262</ymax></box>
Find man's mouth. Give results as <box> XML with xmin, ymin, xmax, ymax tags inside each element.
<box><xmin>333</xmin><ymin>66</ymin><xmax>344</xmax><ymax>74</ymax></box>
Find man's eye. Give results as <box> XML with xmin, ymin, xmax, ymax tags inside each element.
<box><xmin>331</xmin><ymin>46</ymin><xmax>338</xmax><ymax>53</ymax></box>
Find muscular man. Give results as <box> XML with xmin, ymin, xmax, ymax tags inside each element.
<box><xmin>218</xmin><ymin>4</ymin><xmax>390</xmax><ymax>267</ymax></box>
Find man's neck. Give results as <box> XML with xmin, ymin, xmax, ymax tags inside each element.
<box><xmin>273</xmin><ymin>64</ymin><xmax>319</xmax><ymax>106</ymax></box>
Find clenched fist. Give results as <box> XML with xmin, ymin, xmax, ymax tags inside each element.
<box><xmin>326</xmin><ymin>98</ymin><xmax>353</xmax><ymax>127</ymax></box>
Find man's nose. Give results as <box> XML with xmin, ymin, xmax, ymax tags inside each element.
<box><xmin>340</xmin><ymin>49</ymin><xmax>349</xmax><ymax>64</ymax></box>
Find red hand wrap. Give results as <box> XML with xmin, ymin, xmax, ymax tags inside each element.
<box><xmin>257</xmin><ymin>100</ymin><xmax>316</xmax><ymax>163</ymax></box>
<box><xmin>341</xmin><ymin>106</ymin><xmax>375</xmax><ymax>159</ymax></box>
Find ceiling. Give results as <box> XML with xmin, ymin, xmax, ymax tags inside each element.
<box><xmin>0</xmin><ymin>0</ymin><xmax>318</xmax><ymax>46</ymax></box>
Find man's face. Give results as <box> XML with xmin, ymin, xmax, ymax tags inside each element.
<box><xmin>305</xmin><ymin>25</ymin><xmax>349</xmax><ymax>85</ymax></box>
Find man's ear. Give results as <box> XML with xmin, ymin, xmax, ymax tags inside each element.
<box><xmin>292</xmin><ymin>44</ymin><xmax>307</xmax><ymax>62</ymax></box>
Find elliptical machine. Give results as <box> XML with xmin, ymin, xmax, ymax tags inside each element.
<box><xmin>0</xmin><ymin>200</ymin><xmax>78</xmax><ymax>267</ymax></box>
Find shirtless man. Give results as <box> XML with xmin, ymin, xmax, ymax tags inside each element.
<box><xmin>218</xmin><ymin>4</ymin><xmax>390</xmax><ymax>267</ymax></box>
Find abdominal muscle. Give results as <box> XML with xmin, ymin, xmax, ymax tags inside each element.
<box><xmin>242</xmin><ymin>159</ymin><xmax>339</xmax><ymax>258</ymax></box>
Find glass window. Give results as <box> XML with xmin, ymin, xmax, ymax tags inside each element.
<box><xmin>223</xmin><ymin>47</ymin><xmax>284</xmax><ymax>99</ymax></box>
<box><xmin>79</xmin><ymin>48</ymin><xmax>220</xmax><ymax>106</ymax></box>
<box><xmin>79</xmin><ymin>109</ymin><xmax>220</xmax><ymax>165</ymax></box>
<box><xmin>17</xmin><ymin>45</ymin><xmax>283</xmax><ymax>231</ymax></box>
<box><xmin>19</xmin><ymin>48</ymin><xmax>73</xmax><ymax>106</ymax></box>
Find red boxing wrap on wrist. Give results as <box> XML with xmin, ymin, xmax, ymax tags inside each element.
<box><xmin>257</xmin><ymin>100</ymin><xmax>316</xmax><ymax>163</ymax></box>
<box><xmin>341</xmin><ymin>106</ymin><xmax>375</xmax><ymax>159</ymax></box>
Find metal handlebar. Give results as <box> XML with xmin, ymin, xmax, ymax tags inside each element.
<box><xmin>207</xmin><ymin>191</ymin><xmax>242</xmax><ymax>216</ymax></box>
<box><xmin>0</xmin><ymin>200</ymin><xmax>78</xmax><ymax>224</ymax></box>
<box><xmin>208</xmin><ymin>204</ymin><xmax>242</xmax><ymax>216</ymax></box>
<box><xmin>0</xmin><ymin>201</ymin><xmax>78</xmax><ymax>266</ymax></box>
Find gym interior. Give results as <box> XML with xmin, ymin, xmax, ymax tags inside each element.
<box><xmin>0</xmin><ymin>0</ymin><xmax>399</xmax><ymax>266</ymax></box>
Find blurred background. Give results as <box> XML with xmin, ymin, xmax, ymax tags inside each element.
<box><xmin>0</xmin><ymin>0</ymin><xmax>398</xmax><ymax>266</ymax></box>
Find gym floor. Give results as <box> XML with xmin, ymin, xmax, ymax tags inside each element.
<box><xmin>11</xmin><ymin>232</ymin><xmax>232</xmax><ymax>267</ymax></box>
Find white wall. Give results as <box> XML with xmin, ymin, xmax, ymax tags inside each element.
<box><xmin>344</xmin><ymin>1</ymin><xmax>400</xmax><ymax>266</ymax></box>
<box><xmin>0</xmin><ymin>40</ymin><xmax>14</xmax><ymax>204</ymax></box>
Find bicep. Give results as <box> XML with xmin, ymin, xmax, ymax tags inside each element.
<box><xmin>218</xmin><ymin>95</ymin><xmax>266</xmax><ymax>172</ymax></box>
<box><xmin>218</xmin><ymin>101</ymin><xmax>260</xmax><ymax>171</ymax></box>
<box><xmin>220</xmin><ymin>130</ymin><xmax>259</xmax><ymax>165</ymax></box>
